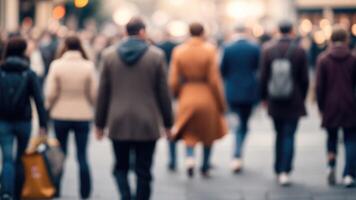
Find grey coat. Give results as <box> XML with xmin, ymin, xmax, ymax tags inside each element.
<box><xmin>95</xmin><ymin>43</ymin><xmax>173</xmax><ymax>141</ymax></box>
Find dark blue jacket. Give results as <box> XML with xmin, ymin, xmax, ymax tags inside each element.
<box><xmin>220</xmin><ymin>39</ymin><xmax>261</xmax><ymax>105</ymax></box>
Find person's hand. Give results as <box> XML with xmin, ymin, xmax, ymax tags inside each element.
<box><xmin>95</xmin><ymin>127</ymin><xmax>105</xmax><ymax>141</ymax></box>
<box><xmin>38</xmin><ymin>128</ymin><xmax>47</xmax><ymax>137</ymax></box>
<box><xmin>165</xmin><ymin>128</ymin><xmax>173</xmax><ymax>140</ymax></box>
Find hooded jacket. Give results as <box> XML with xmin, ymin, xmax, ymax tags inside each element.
<box><xmin>316</xmin><ymin>44</ymin><xmax>356</xmax><ymax>128</ymax></box>
<box><xmin>0</xmin><ymin>56</ymin><xmax>47</xmax><ymax>128</ymax></box>
<box><xmin>118</xmin><ymin>37</ymin><xmax>148</xmax><ymax>66</ymax></box>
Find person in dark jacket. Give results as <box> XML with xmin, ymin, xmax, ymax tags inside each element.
<box><xmin>157</xmin><ymin>32</ymin><xmax>179</xmax><ymax>171</ymax></box>
<box><xmin>220</xmin><ymin>25</ymin><xmax>260</xmax><ymax>173</ymax></box>
<box><xmin>316</xmin><ymin>26</ymin><xmax>356</xmax><ymax>187</ymax></box>
<box><xmin>95</xmin><ymin>17</ymin><xmax>173</xmax><ymax>200</ymax></box>
<box><xmin>0</xmin><ymin>36</ymin><xmax>47</xmax><ymax>200</ymax></box>
<box><xmin>260</xmin><ymin>21</ymin><xmax>309</xmax><ymax>186</ymax></box>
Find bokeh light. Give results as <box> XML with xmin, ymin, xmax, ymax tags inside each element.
<box><xmin>74</xmin><ymin>0</ymin><xmax>89</xmax><ymax>8</ymax></box>
<box><xmin>299</xmin><ymin>19</ymin><xmax>313</xmax><ymax>35</ymax></box>
<box><xmin>352</xmin><ymin>24</ymin><xmax>356</xmax><ymax>36</ymax></box>
<box><xmin>167</xmin><ymin>20</ymin><xmax>188</xmax><ymax>38</ymax></box>
<box><xmin>52</xmin><ymin>5</ymin><xmax>66</xmax><ymax>20</ymax></box>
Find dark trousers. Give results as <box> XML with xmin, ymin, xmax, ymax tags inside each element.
<box><xmin>53</xmin><ymin>120</ymin><xmax>92</xmax><ymax>199</ymax></box>
<box><xmin>272</xmin><ymin>118</ymin><xmax>299</xmax><ymax>174</ymax></box>
<box><xmin>168</xmin><ymin>140</ymin><xmax>177</xmax><ymax>168</ymax></box>
<box><xmin>0</xmin><ymin>121</ymin><xmax>31</xmax><ymax>200</ymax></box>
<box><xmin>230</xmin><ymin>104</ymin><xmax>253</xmax><ymax>158</ymax></box>
<box><xmin>112</xmin><ymin>140</ymin><xmax>156</xmax><ymax>200</ymax></box>
<box><xmin>326</xmin><ymin>127</ymin><xmax>356</xmax><ymax>177</ymax></box>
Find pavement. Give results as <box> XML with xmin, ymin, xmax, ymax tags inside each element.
<box><xmin>56</xmin><ymin>104</ymin><xmax>356</xmax><ymax>200</ymax></box>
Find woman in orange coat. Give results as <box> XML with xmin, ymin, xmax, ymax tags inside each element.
<box><xmin>169</xmin><ymin>23</ymin><xmax>227</xmax><ymax>177</ymax></box>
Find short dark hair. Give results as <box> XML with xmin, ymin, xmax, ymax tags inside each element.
<box><xmin>126</xmin><ymin>17</ymin><xmax>146</xmax><ymax>36</ymax></box>
<box><xmin>331</xmin><ymin>26</ymin><xmax>349</xmax><ymax>43</ymax></box>
<box><xmin>2</xmin><ymin>36</ymin><xmax>27</xmax><ymax>59</ymax></box>
<box><xmin>189</xmin><ymin>22</ymin><xmax>204</xmax><ymax>37</ymax></box>
<box><xmin>279</xmin><ymin>20</ymin><xmax>293</xmax><ymax>34</ymax></box>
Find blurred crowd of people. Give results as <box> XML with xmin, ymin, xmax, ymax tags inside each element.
<box><xmin>0</xmin><ymin>16</ymin><xmax>356</xmax><ymax>200</ymax></box>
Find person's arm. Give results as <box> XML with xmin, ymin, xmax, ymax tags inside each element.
<box><xmin>220</xmin><ymin>46</ymin><xmax>228</xmax><ymax>78</ymax></box>
<box><xmin>315</xmin><ymin>55</ymin><xmax>326</xmax><ymax>112</ymax></box>
<box><xmin>298</xmin><ymin>48</ymin><xmax>310</xmax><ymax>101</ymax></box>
<box><xmin>85</xmin><ymin>63</ymin><xmax>98</xmax><ymax>107</ymax></box>
<box><xmin>30</xmin><ymin>71</ymin><xmax>47</xmax><ymax>131</ymax></box>
<box><xmin>155</xmin><ymin>54</ymin><xmax>174</xmax><ymax>129</ymax></box>
<box><xmin>260</xmin><ymin>46</ymin><xmax>271</xmax><ymax>102</ymax></box>
<box><xmin>168</xmin><ymin>49</ymin><xmax>181</xmax><ymax>98</ymax></box>
<box><xmin>44</xmin><ymin>63</ymin><xmax>59</xmax><ymax>111</ymax></box>
<box><xmin>208</xmin><ymin>47</ymin><xmax>227</xmax><ymax>114</ymax></box>
<box><xmin>94</xmin><ymin>56</ymin><xmax>111</xmax><ymax>131</ymax></box>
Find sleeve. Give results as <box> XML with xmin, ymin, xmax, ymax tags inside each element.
<box><xmin>220</xmin><ymin>47</ymin><xmax>228</xmax><ymax>78</ymax></box>
<box><xmin>315</xmin><ymin>55</ymin><xmax>326</xmax><ymax>112</ymax></box>
<box><xmin>44</xmin><ymin>63</ymin><xmax>59</xmax><ymax>111</ymax></box>
<box><xmin>30</xmin><ymin>72</ymin><xmax>47</xmax><ymax>129</ymax></box>
<box><xmin>155</xmin><ymin>56</ymin><xmax>174</xmax><ymax>128</ymax></box>
<box><xmin>298</xmin><ymin>48</ymin><xmax>310</xmax><ymax>100</ymax></box>
<box><xmin>208</xmin><ymin>47</ymin><xmax>227</xmax><ymax>113</ymax></box>
<box><xmin>94</xmin><ymin>56</ymin><xmax>111</xmax><ymax>129</ymax></box>
<box><xmin>85</xmin><ymin>63</ymin><xmax>98</xmax><ymax>107</ymax></box>
<box><xmin>168</xmin><ymin>49</ymin><xmax>181</xmax><ymax>98</ymax></box>
<box><xmin>260</xmin><ymin>46</ymin><xmax>271</xmax><ymax>101</ymax></box>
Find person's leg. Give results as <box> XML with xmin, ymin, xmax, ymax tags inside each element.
<box><xmin>186</xmin><ymin>145</ymin><xmax>195</xmax><ymax>177</ymax></box>
<box><xmin>167</xmin><ymin>140</ymin><xmax>177</xmax><ymax>170</ymax></box>
<box><xmin>73</xmin><ymin>121</ymin><xmax>92</xmax><ymax>199</ymax></box>
<box><xmin>201</xmin><ymin>145</ymin><xmax>212</xmax><ymax>174</ymax></box>
<box><xmin>53</xmin><ymin>120</ymin><xmax>71</xmax><ymax>197</ymax></box>
<box><xmin>272</xmin><ymin>118</ymin><xmax>284</xmax><ymax>174</ymax></box>
<box><xmin>280</xmin><ymin>119</ymin><xmax>298</xmax><ymax>174</ymax></box>
<box><xmin>134</xmin><ymin>141</ymin><xmax>156</xmax><ymax>200</ymax></box>
<box><xmin>0</xmin><ymin>121</ymin><xmax>15</xmax><ymax>198</ymax></box>
<box><xmin>343</xmin><ymin>127</ymin><xmax>356</xmax><ymax>178</ymax></box>
<box><xmin>234</xmin><ymin>105</ymin><xmax>253</xmax><ymax>159</ymax></box>
<box><xmin>112</xmin><ymin>140</ymin><xmax>131</xmax><ymax>200</ymax></box>
<box><xmin>326</xmin><ymin>128</ymin><xmax>338</xmax><ymax>169</ymax></box>
<box><xmin>13</xmin><ymin>121</ymin><xmax>32</xmax><ymax>200</ymax></box>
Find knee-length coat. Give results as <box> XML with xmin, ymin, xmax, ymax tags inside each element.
<box><xmin>169</xmin><ymin>37</ymin><xmax>227</xmax><ymax>146</ymax></box>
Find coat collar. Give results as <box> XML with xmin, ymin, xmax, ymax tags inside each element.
<box><xmin>62</xmin><ymin>51</ymin><xmax>83</xmax><ymax>60</ymax></box>
<box><xmin>187</xmin><ymin>37</ymin><xmax>205</xmax><ymax>45</ymax></box>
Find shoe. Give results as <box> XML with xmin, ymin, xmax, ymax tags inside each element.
<box><xmin>168</xmin><ymin>163</ymin><xmax>177</xmax><ymax>172</ymax></box>
<box><xmin>231</xmin><ymin>159</ymin><xmax>243</xmax><ymax>173</ymax></box>
<box><xmin>327</xmin><ymin>167</ymin><xmax>336</xmax><ymax>186</ymax></box>
<box><xmin>278</xmin><ymin>173</ymin><xmax>291</xmax><ymax>186</ymax></box>
<box><xmin>186</xmin><ymin>158</ymin><xmax>195</xmax><ymax>178</ymax></box>
<box><xmin>343</xmin><ymin>175</ymin><xmax>355</xmax><ymax>188</ymax></box>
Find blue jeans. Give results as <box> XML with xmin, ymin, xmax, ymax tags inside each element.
<box><xmin>230</xmin><ymin>104</ymin><xmax>253</xmax><ymax>158</ymax></box>
<box><xmin>53</xmin><ymin>120</ymin><xmax>92</xmax><ymax>199</ymax></box>
<box><xmin>112</xmin><ymin>140</ymin><xmax>156</xmax><ymax>200</ymax></box>
<box><xmin>327</xmin><ymin>128</ymin><xmax>356</xmax><ymax>177</ymax></box>
<box><xmin>168</xmin><ymin>140</ymin><xmax>177</xmax><ymax>168</ymax></box>
<box><xmin>272</xmin><ymin>118</ymin><xmax>299</xmax><ymax>174</ymax></box>
<box><xmin>186</xmin><ymin>146</ymin><xmax>212</xmax><ymax>171</ymax></box>
<box><xmin>0</xmin><ymin>121</ymin><xmax>31</xmax><ymax>200</ymax></box>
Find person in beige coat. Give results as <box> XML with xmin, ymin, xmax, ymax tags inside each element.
<box><xmin>169</xmin><ymin>23</ymin><xmax>227</xmax><ymax>178</ymax></box>
<box><xmin>45</xmin><ymin>36</ymin><xmax>97</xmax><ymax>199</ymax></box>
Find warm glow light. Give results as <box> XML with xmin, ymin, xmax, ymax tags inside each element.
<box><xmin>299</xmin><ymin>19</ymin><xmax>312</xmax><ymax>35</ymax></box>
<box><xmin>52</xmin><ymin>5</ymin><xmax>66</xmax><ymax>20</ymax></box>
<box><xmin>167</xmin><ymin>20</ymin><xmax>188</xmax><ymax>38</ymax></box>
<box><xmin>74</xmin><ymin>0</ymin><xmax>89</xmax><ymax>8</ymax></box>
<box><xmin>322</xmin><ymin>25</ymin><xmax>332</xmax><ymax>39</ymax></box>
<box><xmin>352</xmin><ymin>24</ymin><xmax>356</xmax><ymax>36</ymax></box>
<box><xmin>319</xmin><ymin>19</ymin><xmax>330</xmax><ymax>28</ymax></box>
<box><xmin>226</xmin><ymin>1</ymin><xmax>264</xmax><ymax>20</ymax></box>
<box><xmin>252</xmin><ymin>24</ymin><xmax>264</xmax><ymax>37</ymax></box>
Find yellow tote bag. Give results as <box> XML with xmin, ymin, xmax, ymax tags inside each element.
<box><xmin>21</xmin><ymin>152</ymin><xmax>55</xmax><ymax>199</ymax></box>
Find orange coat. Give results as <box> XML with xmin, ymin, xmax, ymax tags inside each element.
<box><xmin>169</xmin><ymin>37</ymin><xmax>227</xmax><ymax>146</ymax></box>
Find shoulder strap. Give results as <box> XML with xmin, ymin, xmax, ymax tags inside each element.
<box><xmin>272</xmin><ymin>40</ymin><xmax>298</xmax><ymax>59</ymax></box>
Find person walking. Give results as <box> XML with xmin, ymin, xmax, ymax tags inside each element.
<box><xmin>260</xmin><ymin>21</ymin><xmax>309</xmax><ymax>186</ymax></box>
<box><xmin>220</xmin><ymin>25</ymin><xmax>261</xmax><ymax>173</ymax></box>
<box><xmin>157</xmin><ymin>32</ymin><xmax>179</xmax><ymax>171</ymax></box>
<box><xmin>316</xmin><ymin>26</ymin><xmax>356</xmax><ymax>187</ymax></box>
<box><xmin>0</xmin><ymin>36</ymin><xmax>47</xmax><ymax>200</ymax></box>
<box><xmin>45</xmin><ymin>36</ymin><xmax>97</xmax><ymax>199</ymax></box>
<box><xmin>169</xmin><ymin>22</ymin><xmax>227</xmax><ymax>178</ymax></box>
<box><xmin>95</xmin><ymin>17</ymin><xmax>173</xmax><ymax>200</ymax></box>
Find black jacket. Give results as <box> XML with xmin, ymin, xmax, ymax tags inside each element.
<box><xmin>0</xmin><ymin>57</ymin><xmax>47</xmax><ymax>128</ymax></box>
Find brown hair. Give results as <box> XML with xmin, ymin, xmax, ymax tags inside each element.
<box><xmin>126</xmin><ymin>17</ymin><xmax>146</xmax><ymax>36</ymax></box>
<box><xmin>331</xmin><ymin>26</ymin><xmax>349</xmax><ymax>43</ymax></box>
<box><xmin>58</xmin><ymin>36</ymin><xmax>88</xmax><ymax>60</ymax></box>
<box><xmin>189</xmin><ymin>22</ymin><xmax>204</xmax><ymax>37</ymax></box>
<box><xmin>2</xmin><ymin>36</ymin><xmax>27</xmax><ymax>60</ymax></box>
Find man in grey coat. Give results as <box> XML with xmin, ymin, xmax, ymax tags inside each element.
<box><xmin>95</xmin><ymin>17</ymin><xmax>173</xmax><ymax>200</ymax></box>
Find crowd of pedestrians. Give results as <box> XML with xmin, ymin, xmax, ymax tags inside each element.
<box><xmin>0</xmin><ymin>16</ymin><xmax>356</xmax><ymax>200</ymax></box>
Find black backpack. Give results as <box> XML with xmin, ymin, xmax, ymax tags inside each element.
<box><xmin>0</xmin><ymin>68</ymin><xmax>30</xmax><ymax>114</ymax></box>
